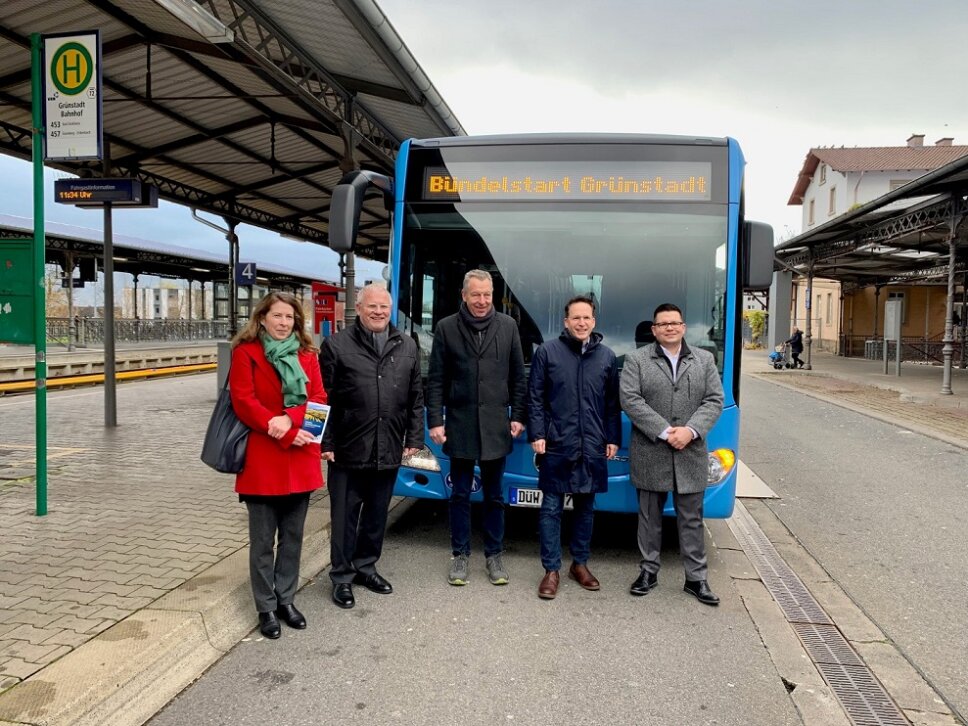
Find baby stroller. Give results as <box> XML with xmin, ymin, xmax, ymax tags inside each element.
<box><xmin>768</xmin><ymin>343</ymin><xmax>791</xmax><ymax>370</ymax></box>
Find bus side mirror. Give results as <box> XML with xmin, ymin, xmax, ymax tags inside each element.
<box><xmin>328</xmin><ymin>170</ymin><xmax>394</xmax><ymax>254</ymax></box>
<box><xmin>742</xmin><ymin>221</ymin><xmax>775</xmax><ymax>291</ymax></box>
<box><xmin>329</xmin><ymin>183</ymin><xmax>360</xmax><ymax>253</ymax></box>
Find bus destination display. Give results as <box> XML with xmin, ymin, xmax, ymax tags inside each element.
<box><xmin>423</xmin><ymin>161</ymin><xmax>712</xmax><ymax>202</ymax></box>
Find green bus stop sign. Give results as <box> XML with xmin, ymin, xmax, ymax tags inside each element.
<box><xmin>0</xmin><ymin>238</ymin><xmax>36</xmax><ymax>345</ymax></box>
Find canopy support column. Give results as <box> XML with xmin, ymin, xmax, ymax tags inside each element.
<box><xmin>940</xmin><ymin>214</ymin><xmax>963</xmax><ymax>394</ymax></box>
<box><xmin>804</xmin><ymin>261</ymin><xmax>814</xmax><ymax>370</ymax></box>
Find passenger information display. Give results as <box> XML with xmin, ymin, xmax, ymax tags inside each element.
<box><xmin>422</xmin><ymin>161</ymin><xmax>712</xmax><ymax>201</ymax></box>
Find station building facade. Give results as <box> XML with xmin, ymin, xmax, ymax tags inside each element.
<box><xmin>787</xmin><ymin>135</ymin><xmax>968</xmax><ymax>356</ymax></box>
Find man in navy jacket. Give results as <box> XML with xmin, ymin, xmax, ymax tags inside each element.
<box><xmin>527</xmin><ymin>296</ymin><xmax>621</xmax><ymax>599</ymax></box>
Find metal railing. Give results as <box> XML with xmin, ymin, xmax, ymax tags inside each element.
<box><xmin>46</xmin><ymin>318</ymin><xmax>229</xmax><ymax>347</ymax></box>
<box><xmin>856</xmin><ymin>336</ymin><xmax>964</xmax><ymax>365</ymax></box>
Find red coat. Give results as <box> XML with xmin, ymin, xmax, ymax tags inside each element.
<box><xmin>229</xmin><ymin>341</ymin><xmax>326</xmax><ymax>496</ymax></box>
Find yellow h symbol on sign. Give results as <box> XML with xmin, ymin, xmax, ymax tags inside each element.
<box><xmin>60</xmin><ymin>50</ymin><xmax>83</xmax><ymax>86</ymax></box>
<box><xmin>51</xmin><ymin>41</ymin><xmax>93</xmax><ymax>95</ymax></box>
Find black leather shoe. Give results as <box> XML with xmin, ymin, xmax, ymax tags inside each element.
<box><xmin>258</xmin><ymin>611</ymin><xmax>281</xmax><ymax>639</ymax></box>
<box><xmin>332</xmin><ymin>583</ymin><xmax>355</xmax><ymax>609</ymax></box>
<box><xmin>353</xmin><ymin>572</ymin><xmax>393</xmax><ymax>594</ymax></box>
<box><xmin>276</xmin><ymin>602</ymin><xmax>307</xmax><ymax>629</ymax></box>
<box><xmin>629</xmin><ymin>570</ymin><xmax>658</xmax><ymax>596</ymax></box>
<box><xmin>684</xmin><ymin>579</ymin><xmax>720</xmax><ymax>606</ymax></box>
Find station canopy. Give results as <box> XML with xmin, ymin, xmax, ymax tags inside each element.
<box><xmin>776</xmin><ymin>154</ymin><xmax>968</xmax><ymax>291</ymax></box>
<box><xmin>0</xmin><ymin>0</ymin><xmax>465</xmax><ymax>260</ymax></box>
<box><xmin>0</xmin><ymin>213</ymin><xmax>324</xmax><ymax>287</ymax></box>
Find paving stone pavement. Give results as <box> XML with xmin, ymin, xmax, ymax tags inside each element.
<box><xmin>0</xmin><ymin>374</ymin><xmax>325</xmax><ymax>691</ymax></box>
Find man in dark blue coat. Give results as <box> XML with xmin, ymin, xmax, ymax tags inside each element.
<box><xmin>527</xmin><ymin>296</ymin><xmax>621</xmax><ymax>599</ymax></box>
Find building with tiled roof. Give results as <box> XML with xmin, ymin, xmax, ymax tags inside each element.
<box><xmin>788</xmin><ymin>135</ymin><xmax>968</xmax><ymax>229</ymax></box>
<box><xmin>783</xmin><ymin>135</ymin><xmax>968</xmax><ymax>357</ymax></box>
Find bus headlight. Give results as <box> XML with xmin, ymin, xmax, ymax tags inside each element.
<box><xmin>707</xmin><ymin>448</ymin><xmax>736</xmax><ymax>484</ymax></box>
<box><xmin>403</xmin><ymin>446</ymin><xmax>442</xmax><ymax>472</ymax></box>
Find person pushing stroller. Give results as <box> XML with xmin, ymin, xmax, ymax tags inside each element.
<box><xmin>785</xmin><ymin>327</ymin><xmax>804</xmax><ymax>368</ymax></box>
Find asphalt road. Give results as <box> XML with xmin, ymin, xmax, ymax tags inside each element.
<box><xmin>739</xmin><ymin>375</ymin><xmax>968</xmax><ymax>721</ymax></box>
<box><xmin>149</xmin><ymin>500</ymin><xmax>800</xmax><ymax>726</ymax></box>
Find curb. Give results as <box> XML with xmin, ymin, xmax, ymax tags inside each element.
<box><xmin>0</xmin><ymin>496</ymin><xmax>413</xmax><ymax>726</ymax></box>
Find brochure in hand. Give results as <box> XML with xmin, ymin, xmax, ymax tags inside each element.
<box><xmin>301</xmin><ymin>401</ymin><xmax>330</xmax><ymax>444</ymax></box>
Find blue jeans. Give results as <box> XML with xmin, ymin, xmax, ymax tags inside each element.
<box><xmin>539</xmin><ymin>491</ymin><xmax>596</xmax><ymax>572</ymax></box>
<box><xmin>449</xmin><ymin>457</ymin><xmax>506</xmax><ymax>557</ymax></box>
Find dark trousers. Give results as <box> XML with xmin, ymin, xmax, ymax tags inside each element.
<box><xmin>246</xmin><ymin>493</ymin><xmax>310</xmax><ymax>613</ymax></box>
<box><xmin>636</xmin><ymin>488</ymin><xmax>707</xmax><ymax>581</ymax></box>
<box><xmin>328</xmin><ymin>464</ymin><xmax>397</xmax><ymax>584</ymax></box>
<box><xmin>538</xmin><ymin>491</ymin><xmax>595</xmax><ymax>572</ymax></box>
<box><xmin>791</xmin><ymin>350</ymin><xmax>803</xmax><ymax>367</ymax></box>
<box><xmin>448</xmin><ymin>457</ymin><xmax>506</xmax><ymax>557</ymax></box>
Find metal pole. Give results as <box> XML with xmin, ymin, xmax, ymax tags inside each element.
<box><xmin>31</xmin><ymin>33</ymin><xmax>48</xmax><ymax>516</ymax></box>
<box><xmin>803</xmin><ymin>263</ymin><xmax>814</xmax><ymax>370</ymax></box>
<box><xmin>227</xmin><ymin>220</ymin><xmax>239</xmax><ymax>338</ymax></box>
<box><xmin>872</xmin><ymin>285</ymin><xmax>881</xmax><ymax>355</ymax></box>
<box><xmin>103</xmin><ymin>147</ymin><xmax>117</xmax><ymax>426</ymax></box>
<box><xmin>344</xmin><ymin>251</ymin><xmax>356</xmax><ymax>327</ymax></box>
<box><xmin>940</xmin><ymin>230</ymin><xmax>958</xmax><ymax>395</ymax></box>
<box><xmin>961</xmin><ymin>271</ymin><xmax>967</xmax><ymax>370</ymax></box>
<box><xmin>65</xmin><ymin>251</ymin><xmax>75</xmax><ymax>352</ymax></box>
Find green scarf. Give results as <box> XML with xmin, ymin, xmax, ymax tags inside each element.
<box><xmin>260</xmin><ymin>332</ymin><xmax>308</xmax><ymax>407</ymax></box>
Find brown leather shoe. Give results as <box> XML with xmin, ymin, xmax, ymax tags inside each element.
<box><xmin>538</xmin><ymin>570</ymin><xmax>559</xmax><ymax>599</ymax></box>
<box><xmin>569</xmin><ymin>562</ymin><xmax>601</xmax><ymax>591</ymax></box>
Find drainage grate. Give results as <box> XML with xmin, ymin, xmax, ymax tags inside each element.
<box><xmin>728</xmin><ymin>501</ymin><xmax>910</xmax><ymax>725</ymax></box>
<box><xmin>729</xmin><ymin>505</ymin><xmax>832</xmax><ymax>625</ymax></box>
<box><xmin>793</xmin><ymin>623</ymin><xmax>865</xmax><ymax>666</ymax></box>
<box><xmin>815</xmin><ymin>663</ymin><xmax>910</xmax><ymax>726</ymax></box>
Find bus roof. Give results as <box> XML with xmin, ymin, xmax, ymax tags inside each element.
<box><xmin>409</xmin><ymin>133</ymin><xmax>729</xmax><ymax>148</ymax></box>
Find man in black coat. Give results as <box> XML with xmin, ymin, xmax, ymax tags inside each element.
<box><xmin>320</xmin><ymin>285</ymin><xmax>423</xmax><ymax>609</ymax></box>
<box><xmin>427</xmin><ymin>270</ymin><xmax>527</xmax><ymax>586</ymax></box>
<box><xmin>528</xmin><ymin>296</ymin><xmax>621</xmax><ymax>599</ymax></box>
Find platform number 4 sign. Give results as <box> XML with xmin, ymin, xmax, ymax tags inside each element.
<box><xmin>235</xmin><ymin>262</ymin><xmax>257</xmax><ymax>287</ymax></box>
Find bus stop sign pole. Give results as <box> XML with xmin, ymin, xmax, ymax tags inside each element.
<box><xmin>31</xmin><ymin>33</ymin><xmax>48</xmax><ymax>516</ymax></box>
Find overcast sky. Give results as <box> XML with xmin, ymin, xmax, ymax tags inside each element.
<box><xmin>1</xmin><ymin>0</ymin><xmax>966</xmax><ymax>292</ymax></box>
<box><xmin>376</xmin><ymin>0</ymin><xmax>968</xmax><ymax>239</ymax></box>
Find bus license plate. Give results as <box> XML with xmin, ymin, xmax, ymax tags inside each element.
<box><xmin>509</xmin><ymin>488</ymin><xmax>573</xmax><ymax>509</ymax></box>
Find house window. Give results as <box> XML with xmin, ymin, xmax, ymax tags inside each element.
<box><xmin>820</xmin><ymin>164</ymin><xmax>827</xmax><ymax>184</ymax></box>
<box><xmin>826</xmin><ymin>293</ymin><xmax>833</xmax><ymax>324</ymax></box>
<box><xmin>829</xmin><ymin>186</ymin><xmax>837</xmax><ymax>216</ymax></box>
<box><xmin>808</xmin><ymin>199</ymin><xmax>815</xmax><ymax>225</ymax></box>
<box><xmin>816</xmin><ymin>295</ymin><xmax>822</xmax><ymax>324</ymax></box>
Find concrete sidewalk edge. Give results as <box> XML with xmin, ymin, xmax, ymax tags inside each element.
<box><xmin>735</xmin><ymin>499</ymin><xmax>961</xmax><ymax>726</ymax></box>
<box><xmin>0</xmin><ymin>496</ymin><xmax>412</xmax><ymax>726</ymax></box>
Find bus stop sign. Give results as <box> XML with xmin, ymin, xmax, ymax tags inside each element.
<box><xmin>0</xmin><ymin>239</ymin><xmax>35</xmax><ymax>344</ymax></box>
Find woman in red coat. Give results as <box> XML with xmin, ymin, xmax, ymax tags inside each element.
<box><xmin>230</xmin><ymin>291</ymin><xmax>325</xmax><ymax>639</ymax></box>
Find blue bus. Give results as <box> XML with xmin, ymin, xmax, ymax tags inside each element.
<box><xmin>330</xmin><ymin>134</ymin><xmax>773</xmax><ymax>518</ymax></box>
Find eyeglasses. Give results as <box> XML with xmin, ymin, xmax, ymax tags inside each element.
<box><xmin>652</xmin><ymin>322</ymin><xmax>684</xmax><ymax>330</ymax></box>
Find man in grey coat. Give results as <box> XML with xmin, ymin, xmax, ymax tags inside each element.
<box><xmin>620</xmin><ymin>303</ymin><xmax>724</xmax><ymax>606</ymax></box>
<box><xmin>427</xmin><ymin>269</ymin><xmax>527</xmax><ymax>586</ymax></box>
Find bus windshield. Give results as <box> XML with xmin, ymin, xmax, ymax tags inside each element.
<box><xmin>395</xmin><ymin>202</ymin><xmax>729</xmax><ymax>375</ymax></box>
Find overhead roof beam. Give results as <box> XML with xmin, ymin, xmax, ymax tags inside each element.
<box><xmin>199</xmin><ymin>0</ymin><xmax>399</xmax><ymax>167</ymax></box>
<box><xmin>203</xmin><ymin>159</ymin><xmax>341</xmax><ymax>202</ymax></box>
<box><xmin>112</xmin><ymin>116</ymin><xmax>268</xmax><ymax>166</ymax></box>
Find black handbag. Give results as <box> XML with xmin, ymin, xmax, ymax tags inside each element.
<box><xmin>200</xmin><ymin>373</ymin><xmax>249</xmax><ymax>473</ymax></box>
